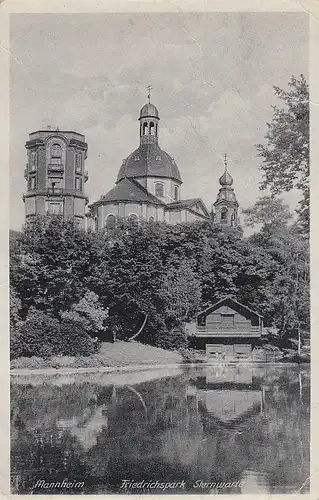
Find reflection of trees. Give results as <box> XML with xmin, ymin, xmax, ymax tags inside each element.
<box><xmin>11</xmin><ymin>368</ymin><xmax>310</xmax><ymax>494</ymax></box>
<box><xmin>11</xmin><ymin>425</ymin><xmax>90</xmax><ymax>494</ymax></box>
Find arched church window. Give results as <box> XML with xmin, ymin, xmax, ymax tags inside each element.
<box><xmin>143</xmin><ymin>122</ymin><xmax>148</xmax><ymax>135</ymax></box>
<box><xmin>134</xmin><ymin>155</ymin><xmax>140</xmax><ymax>161</ymax></box>
<box><xmin>155</xmin><ymin>155</ymin><xmax>161</xmax><ymax>161</ymax></box>
<box><xmin>128</xmin><ymin>213</ymin><xmax>139</xmax><ymax>225</ymax></box>
<box><xmin>149</xmin><ymin>122</ymin><xmax>155</xmax><ymax>135</ymax></box>
<box><xmin>50</xmin><ymin>144</ymin><xmax>62</xmax><ymax>165</ymax></box>
<box><xmin>155</xmin><ymin>182</ymin><xmax>164</xmax><ymax>197</ymax></box>
<box><xmin>105</xmin><ymin>214</ymin><xmax>116</xmax><ymax>228</ymax></box>
<box><xmin>174</xmin><ymin>185</ymin><xmax>179</xmax><ymax>201</ymax></box>
<box><xmin>220</xmin><ymin>208</ymin><xmax>228</xmax><ymax>224</ymax></box>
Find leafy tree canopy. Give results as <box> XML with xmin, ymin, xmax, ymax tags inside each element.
<box><xmin>256</xmin><ymin>74</ymin><xmax>309</xmax><ymax>232</ymax></box>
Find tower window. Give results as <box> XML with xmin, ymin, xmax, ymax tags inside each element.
<box><xmin>143</xmin><ymin>122</ymin><xmax>148</xmax><ymax>135</ymax></box>
<box><xmin>30</xmin><ymin>151</ymin><xmax>37</xmax><ymax>168</ymax></box>
<box><xmin>75</xmin><ymin>152</ymin><xmax>82</xmax><ymax>172</ymax></box>
<box><xmin>134</xmin><ymin>155</ymin><xmax>140</xmax><ymax>161</ymax></box>
<box><xmin>48</xmin><ymin>202</ymin><xmax>62</xmax><ymax>214</ymax></box>
<box><xmin>155</xmin><ymin>182</ymin><xmax>164</xmax><ymax>197</ymax></box>
<box><xmin>30</xmin><ymin>176</ymin><xmax>36</xmax><ymax>190</ymax></box>
<box><xmin>174</xmin><ymin>185</ymin><xmax>179</xmax><ymax>201</ymax></box>
<box><xmin>149</xmin><ymin>122</ymin><xmax>155</xmax><ymax>135</ymax></box>
<box><xmin>220</xmin><ymin>208</ymin><xmax>228</xmax><ymax>223</ymax></box>
<box><xmin>75</xmin><ymin>177</ymin><xmax>83</xmax><ymax>192</ymax></box>
<box><xmin>155</xmin><ymin>155</ymin><xmax>161</xmax><ymax>161</ymax></box>
<box><xmin>50</xmin><ymin>144</ymin><xmax>62</xmax><ymax>165</ymax></box>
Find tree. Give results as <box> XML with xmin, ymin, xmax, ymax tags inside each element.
<box><xmin>10</xmin><ymin>288</ymin><xmax>23</xmax><ymax>330</ymax></box>
<box><xmin>10</xmin><ymin>215</ymin><xmax>99</xmax><ymax>317</ymax></box>
<box><xmin>256</xmin><ymin>75</ymin><xmax>309</xmax><ymax>232</ymax></box>
<box><xmin>243</xmin><ymin>197</ymin><xmax>309</xmax><ymax>343</ymax></box>
<box><xmin>242</xmin><ymin>196</ymin><xmax>293</xmax><ymax>231</ymax></box>
<box><xmin>158</xmin><ymin>259</ymin><xmax>201</xmax><ymax>330</ymax></box>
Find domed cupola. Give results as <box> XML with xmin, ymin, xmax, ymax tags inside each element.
<box><xmin>219</xmin><ymin>169</ymin><xmax>233</xmax><ymax>186</ymax></box>
<box><xmin>117</xmin><ymin>87</ymin><xmax>182</xmax><ymax>186</ymax></box>
<box><xmin>139</xmin><ymin>103</ymin><xmax>159</xmax><ymax>119</ymax></box>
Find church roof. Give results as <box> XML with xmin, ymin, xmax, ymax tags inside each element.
<box><xmin>166</xmin><ymin>198</ymin><xmax>210</xmax><ymax>217</ymax></box>
<box><xmin>117</xmin><ymin>143</ymin><xmax>182</xmax><ymax>183</ymax></box>
<box><xmin>91</xmin><ymin>177</ymin><xmax>164</xmax><ymax>207</ymax></box>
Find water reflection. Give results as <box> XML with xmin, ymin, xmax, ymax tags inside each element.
<box><xmin>11</xmin><ymin>365</ymin><xmax>310</xmax><ymax>494</ymax></box>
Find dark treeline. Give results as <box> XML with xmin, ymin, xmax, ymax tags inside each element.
<box><xmin>10</xmin><ymin>196</ymin><xmax>309</xmax><ymax>358</ymax></box>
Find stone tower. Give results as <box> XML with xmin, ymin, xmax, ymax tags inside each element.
<box><xmin>213</xmin><ymin>154</ymin><xmax>239</xmax><ymax>227</ymax></box>
<box><xmin>23</xmin><ymin>128</ymin><xmax>88</xmax><ymax>227</ymax></box>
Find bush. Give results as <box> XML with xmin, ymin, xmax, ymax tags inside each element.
<box><xmin>58</xmin><ymin>319</ymin><xmax>100</xmax><ymax>357</ymax></box>
<box><xmin>12</xmin><ymin>308</ymin><xmax>61</xmax><ymax>359</ymax></box>
<box><xmin>10</xmin><ymin>308</ymin><xmax>100</xmax><ymax>360</ymax></box>
<box><xmin>10</xmin><ymin>356</ymin><xmax>47</xmax><ymax>369</ymax></box>
<box><xmin>179</xmin><ymin>348</ymin><xmax>208</xmax><ymax>363</ymax></box>
<box><xmin>153</xmin><ymin>328</ymin><xmax>188</xmax><ymax>350</ymax></box>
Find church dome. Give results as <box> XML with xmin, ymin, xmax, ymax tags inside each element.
<box><xmin>219</xmin><ymin>169</ymin><xmax>233</xmax><ymax>186</ymax></box>
<box><xmin>117</xmin><ymin>143</ymin><xmax>182</xmax><ymax>183</ymax></box>
<box><xmin>139</xmin><ymin>103</ymin><xmax>159</xmax><ymax>119</ymax></box>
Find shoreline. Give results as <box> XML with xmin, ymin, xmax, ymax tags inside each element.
<box><xmin>10</xmin><ymin>361</ymin><xmax>304</xmax><ymax>376</ymax></box>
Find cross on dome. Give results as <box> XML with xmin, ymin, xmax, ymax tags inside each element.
<box><xmin>219</xmin><ymin>152</ymin><xmax>234</xmax><ymax>186</ymax></box>
<box><xmin>146</xmin><ymin>85</ymin><xmax>153</xmax><ymax>103</ymax></box>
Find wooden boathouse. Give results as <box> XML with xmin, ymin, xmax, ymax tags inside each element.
<box><xmin>187</xmin><ymin>296</ymin><xmax>264</xmax><ymax>359</ymax></box>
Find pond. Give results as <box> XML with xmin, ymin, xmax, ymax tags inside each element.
<box><xmin>11</xmin><ymin>364</ymin><xmax>310</xmax><ymax>495</ymax></box>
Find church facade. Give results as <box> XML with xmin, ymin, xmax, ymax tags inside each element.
<box><xmin>86</xmin><ymin>100</ymin><xmax>239</xmax><ymax>230</ymax></box>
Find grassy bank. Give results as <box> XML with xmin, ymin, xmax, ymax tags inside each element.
<box><xmin>10</xmin><ymin>341</ymin><xmax>183</xmax><ymax>370</ymax></box>
<box><xmin>10</xmin><ymin>341</ymin><xmax>310</xmax><ymax>371</ymax></box>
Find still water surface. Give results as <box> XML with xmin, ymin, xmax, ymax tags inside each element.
<box><xmin>11</xmin><ymin>365</ymin><xmax>310</xmax><ymax>494</ymax></box>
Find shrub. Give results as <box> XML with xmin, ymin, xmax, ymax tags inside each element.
<box><xmin>179</xmin><ymin>348</ymin><xmax>208</xmax><ymax>363</ymax></box>
<box><xmin>58</xmin><ymin>319</ymin><xmax>100</xmax><ymax>357</ymax></box>
<box><xmin>10</xmin><ymin>308</ymin><xmax>100</xmax><ymax>360</ymax></box>
<box><xmin>12</xmin><ymin>308</ymin><xmax>61</xmax><ymax>359</ymax></box>
<box><xmin>10</xmin><ymin>356</ymin><xmax>47</xmax><ymax>369</ymax></box>
<box><xmin>153</xmin><ymin>328</ymin><xmax>188</xmax><ymax>350</ymax></box>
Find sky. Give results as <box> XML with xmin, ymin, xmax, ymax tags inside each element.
<box><xmin>9</xmin><ymin>12</ymin><xmax>308</xmax><ymax>230</ymax></box>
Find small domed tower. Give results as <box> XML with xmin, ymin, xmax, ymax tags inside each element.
<box><xmin>116</xmin><ymin>87</ymin><xmax>182</xmax><ymax>204</ymax></box>
<box><xmin>213</xmin><ymin>154</ymin><xmax>239</xmax><ymax>227</ymax></box>
<box><xmin>139</xmin><ymin>105</ymin><xmax>159</xmax><ymax>146</ymax></box>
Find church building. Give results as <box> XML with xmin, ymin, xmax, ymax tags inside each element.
<box><xmin>23</xmin><ymin>94</ymin><xmax>240</xmax><ymax>230</ymax></box>
<box><xmin>86</xmin><ymin>98</ymin><xmax>239</xmax><ymax>230</ymax></box>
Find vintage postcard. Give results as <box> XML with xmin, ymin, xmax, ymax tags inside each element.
<box><xmin>1</xmin><ymin>0</ymin><xmax>318</xmax><ymax>497</ymax></box>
